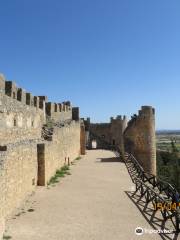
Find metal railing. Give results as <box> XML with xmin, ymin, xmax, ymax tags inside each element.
<box><xmin>124</xmin><ymin>153</ymin><xmax>180</xmax><ymax>233</ymax></box>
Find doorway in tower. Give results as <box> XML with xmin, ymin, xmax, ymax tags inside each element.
<box><xmin>92</xmin><ymin>140</ymin><xmax>97</xmax><ymax>149</ymax></box>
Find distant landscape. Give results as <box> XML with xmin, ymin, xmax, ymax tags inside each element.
<box><xmin>156</xmin><ymin>130</ymin><xmax>180</xmax><ymax>151</ymax></box>
<box><xmin>156</xmin><ymin>130</ymin><xmax>180</xmax><ymax>191</ymax></box>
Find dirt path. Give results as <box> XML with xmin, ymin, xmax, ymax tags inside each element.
<box><xmin>5</xmin><ymin>150</ymin><xmax>163</xmax><ymax>240</ymax></box>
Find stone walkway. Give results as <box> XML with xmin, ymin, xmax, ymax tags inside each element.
<box><xmin>5</xmin><ymin>150</ymin><xmax>165</xmax><ymax>239</ymax></box>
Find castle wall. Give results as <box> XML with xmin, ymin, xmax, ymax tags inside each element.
<box><xmin>0</xmin><ymin>141</ymin><xmax>38</xmax><ymax>219</ymax></box>
<box><xmin>88</xmin><ymin>116</ymin><xmax>127</xmax><ymax>152</ymax></box>
<box><xmin>110</xmin><ymin>116</ymin><xmax>127</xmax><ymax>152</ymax></box>
<box><xmin>0</xmin><ymin>76</ymin><xmax>46</xmax><ymax>144</ymax></box>
<box><xmin>0</xmin><ymin>120</ymin><xmax>81</xmax><ymax>220</ymax></box>
<box><xmin>0</xmin><ymin>94</ymin><xmax>45</xmax><ymax>143</ymax></box>
<box><xmin>124</xmin><ymin>106</ymin><xmax>156</xmax><ymax>175</ymax></box>
<box><xmin>90</xmin><ymin>123</ymin><xmax>111</xmax><ymax>146</ymax></box>
<box><xmin>44</xmin><ymin>121</ymin><xmax>81</xmax><ymax>184</ymax></box>
<box><xmin>0</xmin><ymin>74</ymin><xmax>82</xmax><ymax>221</ymax></box>
<box><xmin>46</xmin><ymin>102</ymin><xmax>72</xmax><ymax>123</ymax></box>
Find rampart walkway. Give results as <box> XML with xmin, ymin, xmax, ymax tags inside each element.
<box><xmin>6</xmin><ymin>150</ymin><xmax>163</xmax><ymax>239</ymax></box>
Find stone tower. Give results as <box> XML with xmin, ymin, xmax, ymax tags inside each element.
<box><xmin>124</xmin><ymin>106</ymin><xmax>156</xmax><ymax>175</ymax></box>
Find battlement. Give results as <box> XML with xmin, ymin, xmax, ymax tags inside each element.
<box><xmin>0</xmin><ymin>74</ymin><xmax>77</xmax><ymax>124</ymax></box>
<box><xmin>0</xmin><ymin>73</ymin><xmax>83</xmax><ymax>222</ymax></box>
<box><xmin>0</xmin><ymin>74</ymin><xmax>80</xmax><ymax>144</ymax></box>
<box><xmin>0</xmin><ymin>74</ymin><xmax>47</xmax><ymax>111</ymax></box>
<box><xmin>110</xmin><ymin>115</ymin><xmax>127</xmax><ymax>123</ymax></box>
<box><xmin>45</xmin><ymin>101</ymin><xmax>73</xmax><ymax>122</ymax></box>
<box><xmin>0</xmin><ymin>74</ymin><xmax>5</xmax><ymax>92</ymax></box>
<box><xmin>125</xmin><ymin>106</ymin><xmax>155</xmax><ymax>131</ymax></box>
<box><xmin>84</xmin><ymin>114</ymin><xmax>127</xmax><ymax>150</ymax></box>
<box><xmin>46</xmin><ymin>101</ymin><xmax>72</xmax><ymax>116</ymax></box>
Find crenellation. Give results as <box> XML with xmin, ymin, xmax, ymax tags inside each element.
<box><xmin>54</xmin><ymin>103</ymin><xmax>58</xmax><ymax>112</ymax></box>
<box><xmin>26</xmin><ymin>92</ymin><xmax>34</xmax><ymax>106</ymax></box>
<box><xmin>85</xmin><ymin>106</ymin><xmax>155</xmax><ymax>174</ymax></box>
<box><xmin>72</xmin><ymin>107</ymin><xmax>79</xmax><ymax>121</ymax></box>
<box><xmin>39</xmin><ymin>96</ymin><xmax>47</xmax><ymax>110</ymax></box>
<box><xmin>5</xmin><ymin>81</ymin><xmax>17</xmax><ymax>99</ymax></box>
<box><xmin>86</xmin><ymin>115</ymin><xmax>127</xmax><ymax>151</ymax></box>
<box><xmin>46</xmin><ymin>102</ymin><xmax>54</xmax><ymax>116</ymax></box>
<box><xmin>0</xmin><ymin>73</ymin><xmax>157</xmax><ymax>227</ymax></box>
<box><xmin>45</xmin><ymin>101</ymin><xmax>73</xmax><ymax>122</ymax></box>
<box><xmin>17</xmin><ymin>88</ymin><xmax>26</xmax><ymax>103</ymax></box>
<box><xmin>65</xmin><ymin>101</ymin><xmax>71</xmax><ymax>106</ymax></box>
<box><xmin>116</xmin><ymin>115</ymin><xmax>122</xmax><ymax>120</ymax></box>
<box><xmin>58</xmin><ymin>103</ymin><xmax>62</xmax><ymax>112</ymax></box>
<box><xmin>0</xmin><ymin>74</ymin><xmax>6</xmax><ymax>93</ymax></box>
<box><xmin>0</xmin><ymin>75</ymin><xmax>82</xmax><ymax>222</ymax></box>
<box><xmin>34</xmin><ymin>96</ymin><xmax>39</xmax><ymax>108</ymax></box>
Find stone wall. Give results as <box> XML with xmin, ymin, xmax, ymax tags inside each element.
<box><xmin>90</xmin><ymin>123</ymin><xmax>111</xmax><ymax>146</ymax></box>
<box><xmin>87</xmin><ymin>116</ymin><xmax>127</xmax><ymax>152</ymax></box>
<box><xmin>43</xmin><ymin>121</ymin><xmax>81</xmax><ymax>184</ymax></box>
<box><xmin>85</xmin><ymin>107</ymin><xmax>156</xmax><ymax>175</ymax></box>
<box><xmin>0</xmin><ymin>94</ymin><xmax>45</xmax><ymax>144</ymax></box>
<box><xmin>0</xmin><ymin>74</ymin><xmax>83</xmax><ymax>221</ymax></box>
<box><xmin>0</xmin><ymin>120</ymin><xmax>81</xmax><ymax>220</ymax></box>
<box><xmin>0</xmin><ymin>141</ymin><xmax>38</xmax><ymax>219</ymax></box>
<box><xmin>124</xmin><ymin>106</ymin><xmax>156</xmax><ymax>175</ymax></box>
<box><xmin>46</xmin><ymin>101</ymin><xmax>72</xmax><ymax>123</ymax></box>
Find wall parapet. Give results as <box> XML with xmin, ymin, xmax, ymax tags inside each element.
<box><xmin>0</xmin><ymin>74</ymin><xmax>47</xmax><ymax>112</ymax></box>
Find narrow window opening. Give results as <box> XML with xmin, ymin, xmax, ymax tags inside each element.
<box><xmin>14</xmin><ymin>119</ymin><xmax>17</xmax><ymax>126</ymax></box>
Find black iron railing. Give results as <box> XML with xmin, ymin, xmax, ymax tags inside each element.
<box><xmin>124</xmin><ymin>153</ymin><xmax>180</xmax><ymax>233</ymax></box>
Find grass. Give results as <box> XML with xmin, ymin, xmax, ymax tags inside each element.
<box><xmin>71</xmin><ymin>156</ymin><xmax>82</xmax><ymax>165</ymax></box>
<box><xmin>47</xmin><ymin>165</ymin><xmax>70</xmax><ymax>186</ymax></box>
<box><xmin>47</xmin><ymin>157</ymin><xmax>81</xmax><ymax>186</ymax></box>
<box><xmin>157</xmin><ymin>142</ymin><xmax>180</xmax><ymax>152</ymax></box>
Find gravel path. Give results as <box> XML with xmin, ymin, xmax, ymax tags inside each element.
<box><xmin>5</xmin><ymin>150</ymin><xmax>164</xmax><ymax>240</ymax></box>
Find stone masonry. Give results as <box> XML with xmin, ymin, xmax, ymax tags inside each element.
<box><xmin>0</xmin><ymin>74</ymin><xmax>85</xmax><ymax>221</ymax></box>
<box><xmin>85</xmin><ymin>106</ymin><xmax>156</xmax><ymax>175</ymax></box>
<box><xmin>0</xmin><ymin>73</ymin><xmax>156</xmax><ymax>228</ymax></box>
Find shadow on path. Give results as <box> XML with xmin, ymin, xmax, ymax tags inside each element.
<box><xmin>96</xmin><ymin>157</ymin><xmax>123</xmax><ymax>163</ymax></box>
<box><xmin>125</xmin><ymin>191</ymin><xmax>179</xmax><ymax>240</ymax></box>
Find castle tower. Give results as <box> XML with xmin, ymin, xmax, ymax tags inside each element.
<box><xmin>110</xmin><ymin>115</ymin><xmax>127</xmax><ymax>155</ymax></box>
<box><xmin>139</xmin><ymin>106</ymin><xmax>156</xmax><ymax>175</ymax></box>
<box><xmin>124</xmin><ymin>106</ymin><xmax>156</xmax><ymax>175</ymax></box>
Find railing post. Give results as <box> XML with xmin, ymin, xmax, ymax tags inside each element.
<box><xmin>175</xmin><ymin>209</ymin><xmax>180</xmax><ymax>233</ymax></box>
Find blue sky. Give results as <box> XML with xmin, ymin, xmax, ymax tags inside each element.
<box><xmin>0</xmin><ymin>0</ymin><xmax>180</xmax><ymax>129</ymax></box>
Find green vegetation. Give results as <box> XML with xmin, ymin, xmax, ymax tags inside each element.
<box><xmin>47</xmin><ymin>165</ymin><xmax>70</xmax><ymax>185</ymax></box>
<box><xmin>156</xmin><ymin>131</ymin><xmax>180</xmax><ymax>151</ymax></box>
<box><xmin>75</xmin><ymin>156</ymin><xmax>81</xmax><ymax>161</ymax></box>
<box><xmin>157</xmin><ymin>137</ymin><xmax>180</xmax><ymax>192</ymax></box>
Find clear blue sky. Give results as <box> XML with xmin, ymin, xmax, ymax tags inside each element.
<box><xmin>0</xmin><ymin>0</ymin><xmax>180</xmax><ymax>129</ymax></box>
